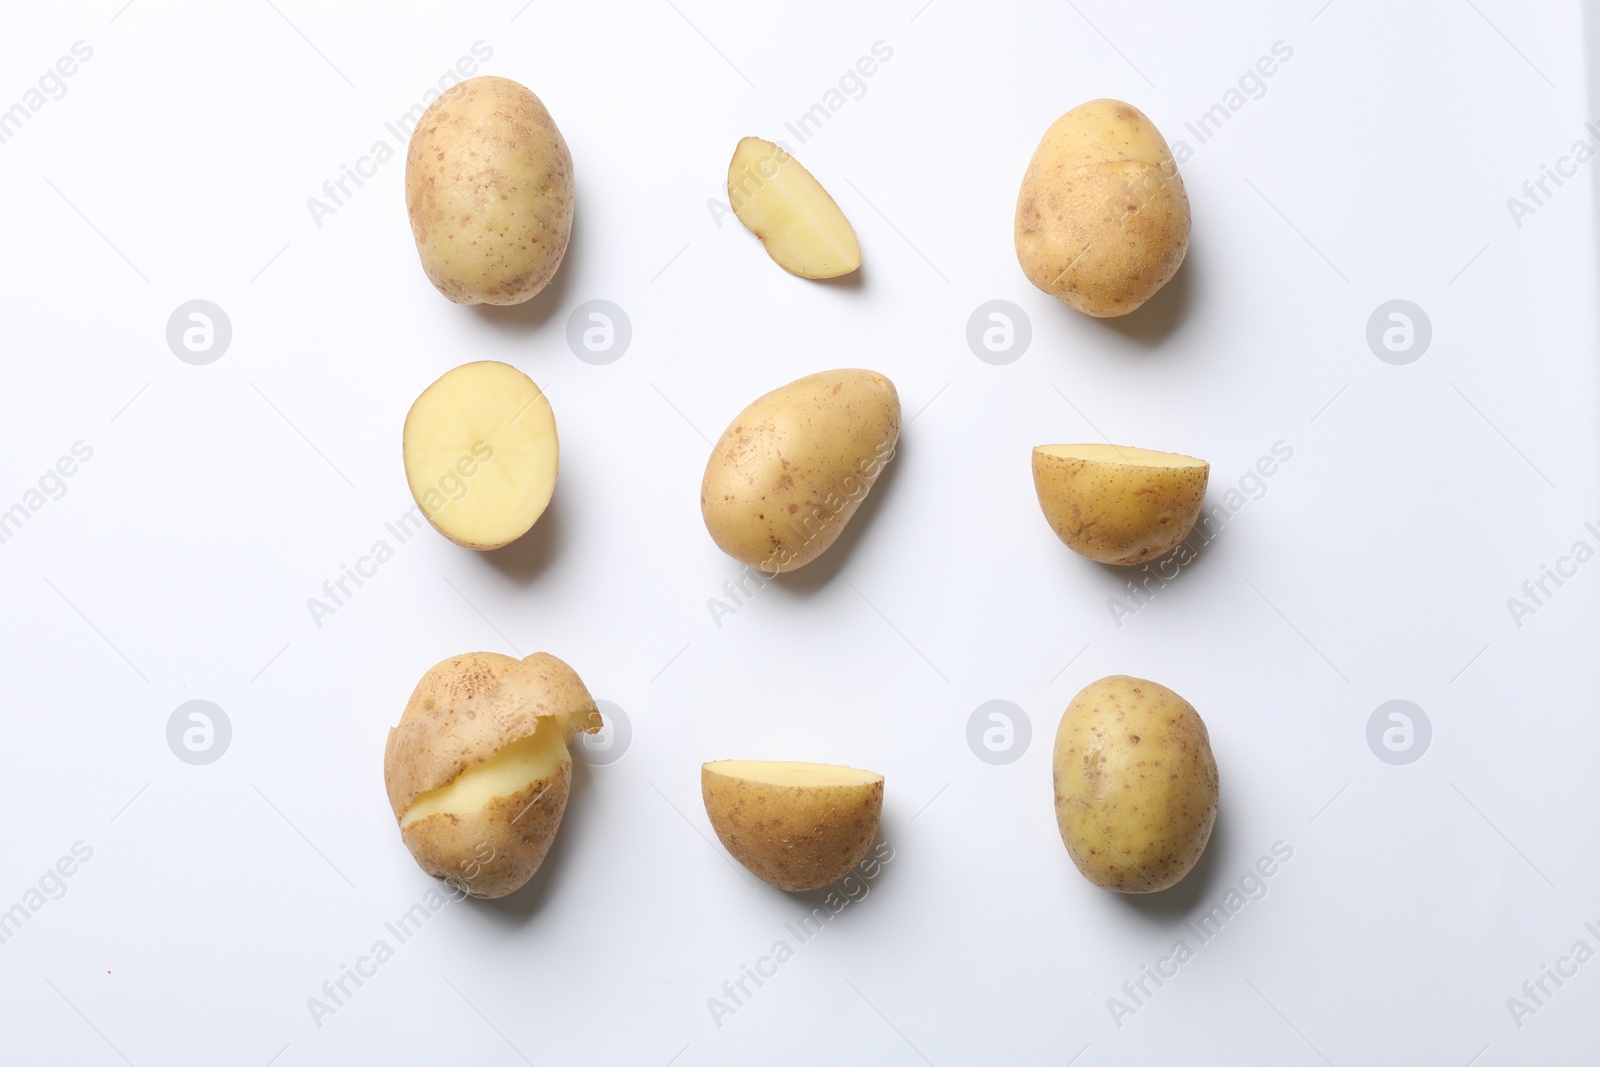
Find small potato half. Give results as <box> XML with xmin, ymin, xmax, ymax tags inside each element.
<box><xmin>702</xmin><ymin>761</ymin><xmax>883</xmax><ymax>892</ymax></box>
<box><xmin>1033</xmin><ymin>443</ymin><xmax>1208</xmax><ymax>565</ymax></box>
<box><xmin>384</xmin><ymin>651</ymin><xmax>600</xmax><ymax>899</ymax></box>
<box><xmin>1053</xmin><ymin>675</ymin><xmax>1218</xmax><ymax>893</ymax></box>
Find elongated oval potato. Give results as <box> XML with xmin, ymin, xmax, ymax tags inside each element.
<box><xmin>702</xmin><ymin>761</ymin><xmax>884</xmax><ymax>892</ymax></box>
<box><xmin>1015</xmin><ymin>99</ymin><xmax>1190</xmax><ymax>317</ymax></box>
<box><xmin>701</xmin><ymin>369</ymin><xmax>899</xmax><ymax>573</ymax></box>
<box><xmin>403</xmin><ymin>361</ymin><xmax>559</xmax><ymax>551</ymax></box>
<box><xmin>405</xmin><ymin>75</ymin><xmax>574</xmax><ymax>305</ymax></box>
<box><xmin>1033</xmin><ymin>443</ymin><xmax>1208</xmax><ymax>565</ymax></box>
<box><xmin>384</xmin><ymin>652</ymin><xmax>601</xmax><ymax>899</ymax></box>
<box><xmin>728</xmin><ymin>137</ymin><xmax>861</xmax><ymax>279</ymax></box>
<box><xmin>1053</xmin><ymin>675</ymin><xmax>1218</xmax><ymax>893</ymax></box>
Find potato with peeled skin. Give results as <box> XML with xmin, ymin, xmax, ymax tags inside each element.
<box><xmin>384</xmin><ymin>652</ymin><xmax>601</xmax><ymax>899</ymax></box>
<box><xmin>1033</xmin><ymin>443</ymin><xmax>1208</xmax><ymax>565</ymax></box>
<box><xmin>728</xmin><ymin>137</ymin><xmax>861</xmax><ymax>279</ymax></box>
<box><xmin>701</xmin><ymin>369</ymin><xmax>899</xmax><ymax>573</ymax></box>
<box><xmin>1015</xmin><ymin>99</ymin><xmax>1190</xmax><ymax>317</ymax></box>
<box><xmin>1053</xmin><ymin>675</ymin><xmax>1217</xmax><ymax>893</ymax></box>
<box><xmin>405</xmin><ymin>75</ymin><xmax>574</xmax><ymax>305</ymax></box>
<box><xmin>702</xmin><ymin>761</ymin><xmax>884</xmax><ymax>892</ymax></box>
<box><xmin>403</xmin><ymin>361</ymin><xmax>558</xmax><ymax>551</ymax></box>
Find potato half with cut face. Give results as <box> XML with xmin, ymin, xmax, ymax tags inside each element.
<box><xmin>702</xmin><ymin>760</ymin><xmax>883</xmax><ymax>892</ymax></box>
<box><xmin>1032</xmin><ymin>443</ymin><xmax>1208</xmax><ymax>565</ymax></box>
<box><xmin>384</xmin><ymin>651</ymin><xmax>601</xmax><ymax>899</ymax></box>
<box><xmin>403</xmin><ymin>361</ymin><xmax>558</xmax><ymax>551</ymax></box>
<box><xmin>728</xmin><ymin>137</ymin><xmax>861</xmax><ymax>279</ymax></box>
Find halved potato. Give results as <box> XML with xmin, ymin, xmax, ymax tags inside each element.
<box><xmin>402</xmin><ymin>361</ymin><xmax>558</xmax><ymax>550</ymax></box>
<box><xmin>384</xmin><ymin>652</ymin><xmax>600</xmax><ymax>899</ymax></box>
<box><xmin>702</xmin><ymin>760</ymin><xmax>883</xmax><ymax>892</ymax></box>
<box><xmin>1032</xmin><ymin>443</ymin><xmax>1208</xmax><ymax>565</ymax></box>
<box><xmin>728</xmin><ymin>137</ymin><xmax>861</xmax><ymax>279</ymax></box>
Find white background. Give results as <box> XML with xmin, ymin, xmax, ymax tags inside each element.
<box><xmin>1</xmin><ymin>1</ymin><xmax>1596</xmax><ymax>1064</ymax></box>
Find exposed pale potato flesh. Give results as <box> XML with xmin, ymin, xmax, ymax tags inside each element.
<box><xmin>1032</xmin><ymin>443</ymin><xmax>1208</xmax><ymax>565</ymax></box>
<box><xmin>1053</xmin><ymin>675</ymin><xmax>1218</xmax><ymax>893</ymax></box>
<box><xmin>384</xmin><ymin>652</ymin><xmax>601</xmax><ymax>899</ymax></box>
<box><xmin>702</xmin><ymin>760</ymin><xmax>884</xmax><ymax>892</ymax></box>
<box><xmin>1015</xmin><ymin>99</ymin><xmax>1190</xmax><ymax>317</ymax></box>
<box><xmin>728</xmin><ymin>137</ymin><xmax>861</xmax><ymax>279</ymax></box>
<box><xmin>403</xmin><ymin>361</ymin><xmax>558</xmax><ymax>551</ymax></box>
<box><xmin>405</xmin><ymin>75</ymin><xmax>574</xmax><ymax>305</ymax></box>
<box><xmin>701</xmin><ymin>369</ymin><xmax>899</xmax><ymax>573</ymax></box>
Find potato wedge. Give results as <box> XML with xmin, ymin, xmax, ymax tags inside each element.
<box><xmin>728</xmin><ymin>137</ymin><xmax>861</xmax><ymax>279</ymax></box>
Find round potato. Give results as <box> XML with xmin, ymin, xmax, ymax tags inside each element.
<box><xmin>1053</xmin><ymin>675</ymin><xmax>1218</xmax><ymax>893</ymax></box>
<box><xmin>1014</xmin><ymin>99</ymin><xmax>1190</xmax><ymax>317</ymax></box>
<box><xmin>405</xmin><ymin>75</ymin><xmax>574</xmax><ymax>305</ymax></box>
<box><xmin>701</xmin><ymin>369</ymin><xmax>899</xmax><ymax>573</ymax></box>
<box><xmin>702</xmin><ymin>761</ymin><xmax>884</xmax><ymax>892</ymax></box>
<box><xmin>1033</xmin><ymin>443</ymin><xmax>1208</xmax><ymax>565</ymax></box>
<box><xmin>383</xmin><ymin>652</ymin><xmax>601</xmax><ymax>899</ymax></box>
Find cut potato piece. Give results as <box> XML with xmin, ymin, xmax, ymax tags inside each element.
<box><xmin>728</xmin><ymin>137</ymin><xmax>861</xmax><ymax>279</ymax></box>
<box><xmin>1033</xmin><ymin>444</ymin><xmax>1208</xmax><ymax>565</ymax></box>
<box><xmin>702</xmin><ymin>760</ymin><xmax>883</xmax><ymax>892</ymax></box>
<box><xmin>384</xmin><ymin>652</ymin><xmax>602</xmax><ymax>899</ymax></box>
<box><xmin>402</xmin><ymin>361</ymin><xmax>558</xmax><ymax>550</ymax></box>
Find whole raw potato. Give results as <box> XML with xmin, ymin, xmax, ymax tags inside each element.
<box><xmin>701</xmin><ymin>369</ymin><xmax>899</xmax><ymax>573</ymax></box>
<box><xmin>1053</xmin><ymin>675</ymin><xmax>1218</xmax><ymax>893</ymax></box>
<box><xmin>1015</xmin><ymin>99</ymin><xmax>1190</xmax><ymax>317</ymax></box>
<box><xmin>1033</xmin><ymin>443</ymin><xmax>1208</xmax><ymax>565</ymax></box>
<box><xmin>383</xmin><ymin>651</ymin><xmax>601</xmax><ymax>899</ymax></box>
<box><xmin>405</xmin><ymin>75</ymin><xmax>574</xmax><ymax>305</ymax></box>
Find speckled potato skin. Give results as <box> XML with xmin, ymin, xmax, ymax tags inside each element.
<box><xmin>1032</xmin><ymin>449</ymin><xmax>1208</xmax><ymax>565</ymax></box>
<box><xmin>1053</xmin><ymin>676</ymin><xmax>1218</xmax><ymax>893</ymax></box>
<box><xmin>384</xmin><ymin>651</ymin><xmax>599</xmax><ymax>899</ymax></box>
<box><xmin>1015</xmin><ymin>99</ymin><xmax>1190</xmax><ymax>317</ymax></box>
<box><xmin>701</xmin><ymin>370</ymin><xmax>899</xmax><ymax>573</ymax></box>
<box><xmin>405</xmin><ymin>76</ymin><xmax>574</xmax><ymax>305</ymax></box>
<box><xmin>702</xmin><ymin>771</ymin><xmax>883</xmax><ymax>892</ymax></box>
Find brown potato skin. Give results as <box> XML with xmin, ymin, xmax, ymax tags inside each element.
<box><xmin>700</xmin><ymin>370</ymin><xmax>899</xmax><ymax>574</ymax></box>
<box><xmin>1032</xmin><ymin>448</ymin><xmax>1208</xmax><ymax>565</ymax></box>
<box><xmin>404</xmin><ymin>76</ymin><xmax>574</xmax><ymax>305</ymax></box>
<box><xmin>383</xmin><ymin>652</ymin><xmax>599</xmax><ymax>899</ymax></box>
<box><xmin>702</xmin><ymin>770</ymin><xmax>883</xmax><ymax>892</ymax></box>
<box><xmin>1014</xmin><ymin>99</ymin><xmax>1189</xmax><ymax>317</ymax></box>
<box><xmin>1053</xmin><ymin>676</ymin><xmax>1218</xmax><ymax>893</ymax></box>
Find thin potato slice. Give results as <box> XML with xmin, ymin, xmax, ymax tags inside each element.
<box><xmin>403</xmin><ymin>361</ymin><xmax>557</xmax><ymax>551</ymax></box>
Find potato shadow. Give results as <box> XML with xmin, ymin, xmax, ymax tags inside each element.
<box><xmin>764</xmin><ymin>434</ymin><xmax>906</xmax><ymax>598</ymax></box>
<box><xmin>468</xmin><ymin>210</ymin><xmax>581</xmax><ymax>336</ymax></box>
<box><xmin>775</xmin><ymin>829</ymin><xmax>898</xmax><ymax>930</ymax></box>
<box><xmin>474</xmin><ymin>758</ymin><xmax>594</xmax><ymax>926</ymax></box>
<box><xmin>1112</xmin><ymin>801</ymin><xmax>1229</xmax><ymax>923</ymax></box>
<box><xmin>478</xmin><ymin>499</ymin><xmax>564</xmax><ymax>585</ymax></box>
<box><xmin>1091</xmin><ymin>256</ymin><xmax>1193</xmax><ymax>349</ymax></box>
<box><xmin>813</xmin><ymin>261</ymin><xmax>866</xmax><ymax>292</ymax></box>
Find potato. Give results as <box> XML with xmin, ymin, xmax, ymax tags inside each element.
<box><xmin>702</xmin><ymin>761</ymin><xmax>884</xmax><ymax>892</ymax></box>
<box><xmin>701</xmin><ymin>369</ymin><xmax>899</xmax><ymax>573</ymax></box>
<box><xmin>403</xmin><ymin>361</ymin><xmax>558</xmax><ymax>551</ymax></box>
<box><xmin>405</xmin><ymin>75</ymin><xmax>574</xmax><ymax>305</ymax></box>
<box><xmin>1014</xmin><ymin>99</ymin><xmax>1190</xmax><ymax>317</ymax></box>
<box><xmin>384</xmin><ymin>652</ymin><xmax>601</xmax><ymax>899</ymax></box>
<box><xmin>1033</xmin><ymin>444</ymin><xmax>1208</xmax><ymax>565</ymax></box>
<box><xmin>1053</xmin><ymin>675</ymin><xmax>1217</xmax><ymax>893</ymax></box>
<box><xmin>728</xmin><ymin>137</ymin><xmax>861</xmax><ymax>279</ymax></box>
